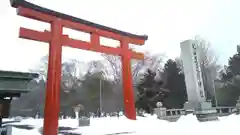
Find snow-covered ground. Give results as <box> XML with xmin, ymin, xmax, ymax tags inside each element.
<box><xmin>4</xmin><ymin>114</ymin><xmax>240</xmax><ymax>135</ymax></box>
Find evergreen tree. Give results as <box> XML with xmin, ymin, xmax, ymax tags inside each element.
<box><xmin>220</xmin><ymin>66</ymin><xmax>233</xmax><ymax>83</ymax></box>
<box><xmin>218</xmin><ymin>45</ymin><xmax>240</xmax><ymax>106</ymax></box>
<box><xmin>162</xmin><ymin>59</ymin><xmax>187</xmax><ymax>109</ymax></box>
<box><xmin>228</xmin><ymin>45</ymin><xmax>240</xmax><ymax>76</ymax></box>
<box><xmin>135</xmin><ymin>69</ymin><xmax>169</xmax><ymax>113</ymax></box>
<box><xmin>220</xmin><ymin>45</ymin><xmax>240</xmax><ymax>85</ymax></box>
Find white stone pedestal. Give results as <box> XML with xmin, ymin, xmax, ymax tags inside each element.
<box><xmin>185</xmin><ymin>101</ymin><xmax>218</xmax><ymax>122</ymax></box>
<box><xmin>154</xmin><ymin>102</ymin><xmax>167</xmax><ymax>119</ymax></box>
<box><xmin>75</xmin><ymin>111</ymin><xmax>79</xmax><ymax>120</ymax></box>
<box><xmin>154</xmin><ymin>107</ymin><xmax>167</xmax><ymax>119</ymax></box>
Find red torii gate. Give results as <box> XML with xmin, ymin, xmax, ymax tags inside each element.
<box><xmin>10</xmin><ymin>0</ymin><xmax>148</xmax><ymax>135</ymax></box>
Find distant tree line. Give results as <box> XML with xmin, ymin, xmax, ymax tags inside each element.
<box><xmin>9</xmin><ymin>37</ymin><xmax>240</xmax><ymax>116</ymax></box>
<box><xmin>217</xmin><ymin>45</ymin><xmax>240</xmax><ymax>106</ymax></box>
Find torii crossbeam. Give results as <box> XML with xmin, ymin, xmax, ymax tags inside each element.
<box><xmin>10</xmin><ymin>0</ymin><xmax>148</xmax><ymax>135</ymax></box>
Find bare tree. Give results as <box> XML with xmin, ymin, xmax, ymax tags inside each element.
<box><xmin>30</xmin><ymin>56</ymin><xmax>89</xmax><ymax>104</ymax></box>
<box><xmin>29</xmin><ymin>55</ymin><xmax>49</xmax><ymax>81</ymax></box>
<box><xmin>86</xmin><ymin>60</ymin><xmax>109</xmax><ymax>78</ymax></box>
<box><xmin>101</xmin><ymin>55</ymin><xmax>122</xmax><ymax>84</ymax></box>
<box><xmin>100</xmin><ymin>52</ymin><xmax>166</xmax><ymax>110</ymax></box>
<box><xmin>101</xmin><ymin>52</ymin><xmax>166</xmax><ymax>85</ymax></box>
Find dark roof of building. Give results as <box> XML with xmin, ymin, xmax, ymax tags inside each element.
<box><xmin>0</xmin><ymin>70</ymin><xmax>39</xmax><ymax>96</ymax></box>
<box><xmin>0</xmin><ymin>70</ymin><xmax>39</xmax><ymax>80</ymax></box>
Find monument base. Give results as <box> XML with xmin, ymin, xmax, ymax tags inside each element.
<box><xmin>184</xmin><ymin>101</ymin><xmax>198</xmax><ymax>111</ymax></box>
<box><xmin>184</xmin><ymin>101</ymin><xmax>218</xmax><ymax>122</ymax></box>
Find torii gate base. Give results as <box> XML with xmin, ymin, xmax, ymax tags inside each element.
<box><xmin>10</xmin><ymin>0</ymin><xmax>148</xmax><ymax>135</ymax></box>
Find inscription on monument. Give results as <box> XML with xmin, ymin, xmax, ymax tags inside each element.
<box><xmin>192</xmin><ymin>43</ymin><xmax>204</xmax><ymax>98</ymax></box>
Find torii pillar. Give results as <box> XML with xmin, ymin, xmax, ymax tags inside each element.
<box><xmin>10</xmin><ymin>0</ymin><xmax>148</xmax><ymax>135</ymax></box>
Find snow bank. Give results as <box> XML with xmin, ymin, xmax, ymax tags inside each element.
<box><xmin>4</xmin><ymin>114</ymin><xmax>240</xmax><ymax>135</ymax></box>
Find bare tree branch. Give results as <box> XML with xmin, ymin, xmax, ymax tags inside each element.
<box><xmin>101</xmin><ymin>52</ymin><xmax>166</xmax><ymax>85</ymax></box>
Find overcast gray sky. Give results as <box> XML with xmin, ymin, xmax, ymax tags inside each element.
<box><xmin>0</xmin><ymin>0</ymin><xmax>240</xmax><ymax>72</ymax></box>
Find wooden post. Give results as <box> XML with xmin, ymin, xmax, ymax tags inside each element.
<box><xmin>121</xmin><ymin>39</ymin><xmax>136</xmax><ymax>120</ymax></box>
<box><xmin>43</xmin><ymin>19</ymin><xmax>63</xmax><ymax>135</ymax></box>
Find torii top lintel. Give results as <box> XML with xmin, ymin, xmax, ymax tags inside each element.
<box><xmin>10</xmin><ymin>0</ymin><xmax>148</xmax><ymax>45</ymax></box>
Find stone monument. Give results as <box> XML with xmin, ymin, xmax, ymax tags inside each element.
<box><xmin>180</xmin><ymin>40</ymin><xmax>218</xmax><ymax>121</ymax></box>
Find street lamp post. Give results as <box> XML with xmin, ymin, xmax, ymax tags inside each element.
<box><xmin>92</xmin><ymin>71</ymin><xmax>104</xmax><ymax>116</ymax></box>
